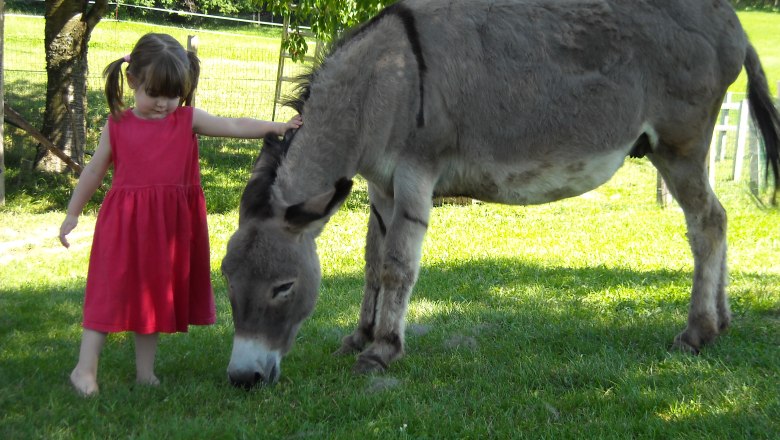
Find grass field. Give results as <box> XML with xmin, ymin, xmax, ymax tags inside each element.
<box><xmin>2</xmin><ymin>11</ymin><xmax>780</xmax><ymax>440</ymax></box>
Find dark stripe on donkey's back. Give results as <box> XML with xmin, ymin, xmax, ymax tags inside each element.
<box><xmin>340</xmin><ymin>3</ymin><xmax>427</xmax><ymax>126</ymax></box>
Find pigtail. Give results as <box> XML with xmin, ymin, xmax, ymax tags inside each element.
<box><xmin>183</xmin><ymin>51</ymin><xmax>201</xmax><ymax>106</ymax></box>
<box><xmin>103</xmin><ymin>58</ymin><xmax>127</xmax><ymax>120</ymax></box>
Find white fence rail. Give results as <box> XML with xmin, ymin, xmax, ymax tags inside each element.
<box><xmin>658</xmin><ymin>85</ymin><xmax>780</xmax><ymax>206</ymax></box>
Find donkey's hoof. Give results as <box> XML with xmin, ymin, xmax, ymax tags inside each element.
<box><xmin>352</xmin><ymin>354</ymin><xmax>388</xmax><ymax>375</ymax></box>
<box><xmin>333</xmin><ymin>344</ymin><xmax>359</xmax><ymax>356</ymax></box>
<box><xmin>718</xmin><ymin>315</ymin><xmax>732</xmax><ymax>332</ymax></box>
<box><xmin>671</xmin><ymin>333</ymin><xmax>700</xmax><ymax>355</ymax></box>
<box><xmin>333</xmin><ymin>335</ymin><xmax>365</xmax><ymax>356</ymax></box>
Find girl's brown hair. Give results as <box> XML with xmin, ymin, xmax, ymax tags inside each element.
<box><xmin>103</xmin><ymin>33</ymin><xmax>201</xmax><ymax>120</ymax></box>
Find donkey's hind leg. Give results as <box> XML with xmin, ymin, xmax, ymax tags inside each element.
<box><xmin>334</xmin><ymin>185</ymin><xmax>392</xmax><ymax>356</ymax></box>
<box><xmin>648</xmin><ymin>143</ymin><xmax>729</xmax><ymax>354</ymax></box>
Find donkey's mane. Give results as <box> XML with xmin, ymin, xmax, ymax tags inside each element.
<box><xmin>282</xmin><ymin>71</ymin><xmax>316</xmax><ymax>115</ymax></box>
<box><xmin>239</xmin><ymin>132</ymin><xmax>293</xmax><ymax>222</ymax></box>
<box><xmin>282</xmin><ymin>1</ymin><xmax>426</xmax><ymax>126</ymax></box>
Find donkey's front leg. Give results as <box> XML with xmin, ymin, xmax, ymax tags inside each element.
<box><xmin>353</xmin><ymin>172</ymin><xmax>434</xmax><ymax>374</ymax></box>
<box><xmin>335</xmin><ymin>186</ymin><xmax>392</xmax><ymax>355</ymax></box>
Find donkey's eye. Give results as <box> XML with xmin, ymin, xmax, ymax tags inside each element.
<box><xmin>272</xmin><ymin>282</ymin><xmax>294</xmax><ymax>299</ymax></box>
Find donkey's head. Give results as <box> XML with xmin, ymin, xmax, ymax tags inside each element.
<box><xmin>222</xmin><ymin>133</ymin><xmax>352</xmax><ymax>387</ymax></box>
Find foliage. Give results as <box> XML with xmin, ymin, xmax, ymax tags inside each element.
<box><xmin>117</xmin><ymin>0</ymin><xmax>262</xmax><ymax>16</ymax></box>
<box><xmin>731</xmin><ymin>0</ymin><xmax>780</xmax><ymax>11</ymax></box>
<box><xmin>267</xmin><ymin>0</ymin><xmax>397</xmax><ymax>60</ymax></box>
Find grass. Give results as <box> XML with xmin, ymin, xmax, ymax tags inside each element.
<box><xmin>2</xmin><ymin>11</ymin><xmax>780</xmax><ymax>440</ymax></box>
<box><xmin>2</xmin><ymin>164</ymin><xmax>780</xmax><ymax>438</ymax></box>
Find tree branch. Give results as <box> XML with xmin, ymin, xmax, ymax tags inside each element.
<box><xmin>3</xmin><ymin>104</ymin><xmax>84</xmax><ymax>174</ymax></box>
<box><xmin>84</xmin><ymin>0</ymin><xmax>107</xmax><ymax>29</ymax></box>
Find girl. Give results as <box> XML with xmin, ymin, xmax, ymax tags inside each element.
<box><xmin>58</xmin><ymin>33</ymin><xmax>301</xmax><ymax>396</ymax></box>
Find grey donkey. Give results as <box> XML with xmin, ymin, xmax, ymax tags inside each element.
<box><xmin>221</xmin><ymin>0</ymin><xmax>780</xmax><ymax>386</ymax></box>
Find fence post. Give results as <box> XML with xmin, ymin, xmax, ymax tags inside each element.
<box><xmin>716</xmin><ymin>92</ymin><xmax>732</xmax><ymax>161</ymax></box>
<box><xmin>656</xmin><ymin>172</ymin><xmax>673</xmax><ymax>207</ymax></box>
<box><xmin>187</xmin><ymin>35</ymin><xmax>199</xmax><ymax>106</ymax></box>
<box><xmin>732</xmin><ymin>99</ymin><xmax>750</xmax><ymax>182</ymax></box>
<box><xmin>749</xmin><ymin>125</ymin><xmax>764</xmax><ymax>199</ymax></box>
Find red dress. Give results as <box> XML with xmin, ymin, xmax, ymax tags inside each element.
<box><xmin>82</xmin><ymin>106</ymin><xmax>215</xmax><ymax>334</ymax></box>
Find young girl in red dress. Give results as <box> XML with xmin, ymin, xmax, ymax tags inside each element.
<box><xmin>58</xmin><ymin>33</ymin><xmax>301</xmax><ymax>396</ymax></box>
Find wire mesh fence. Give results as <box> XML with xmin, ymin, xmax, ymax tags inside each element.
<box><xmin>3</xmin><ymin>12</ymin><xmax>311</xmax><ymax>141</ymax></box>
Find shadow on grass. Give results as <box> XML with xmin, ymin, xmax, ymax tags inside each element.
<box><xmin>1</xmin><ymin>256</ymin><xmax>778</xmax><ymax>437</ymax></box>
<box><xmin>4</xmin><ymin>256</ymin><xmax>776</xmax><ymax>384</ymax></box>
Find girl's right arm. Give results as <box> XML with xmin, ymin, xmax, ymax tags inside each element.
<box><xmin>191</xmin><ymin>108</ymin><xmax>302</xmax><ymax>138</ymax></box>
<box><xmin>59</xmin><ymin>124</ymin><xmax>113</xmax><ymax>248</ymax></box>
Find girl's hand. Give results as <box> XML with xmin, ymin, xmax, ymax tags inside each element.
<box><xmin>285</xmin><ymin>114</ymin><xmax>303</xmax><ymax>132</ymax></box>
<box><xmin>59</xmin><ymin>215</ymin><xmax>79</xmax><ymax>248</ymax></box>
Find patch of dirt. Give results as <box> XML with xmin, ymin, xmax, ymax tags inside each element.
<box><xmin>443</xmin><ymin>334</ymin><xmax>478</xmax><ymax>350</ymax></box>
<box><xmin>366</xmin><ymin>376</ymin><xmax>402</xmax><ymax>393</ymax></box>
<box><xmin>406</xmin><ymin>323</ymin><xmax>432</xmax><ymax>336</ymax></box>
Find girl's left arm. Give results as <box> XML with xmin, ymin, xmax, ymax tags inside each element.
<box><xmin>192</xmin><ymin>108</ymin><xmax>301</xmax><ymax>138</ymax></box>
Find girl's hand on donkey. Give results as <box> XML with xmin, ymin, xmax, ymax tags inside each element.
<box><xmin>285</xmin><ymin>114</ymin><xmax>303</xmax><ymax>131</ymax></box>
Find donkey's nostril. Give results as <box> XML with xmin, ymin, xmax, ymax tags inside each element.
<box><xmin>229</xmin><ymin>371</ymin><xmax>262</xmax><ymax>389</ymax></box>
<box><xmin>230</xmin><ymin>378</ymin><xmax>254</xmax><ymax>389</ymax></box>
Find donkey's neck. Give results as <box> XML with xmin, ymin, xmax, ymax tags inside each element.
<box><xmin>273</xmin><ymin>14</ymin><xmax>421</xmax><ymax>206</ymax></box>
<box><xmin>273</xmin><ymin>124</ymin><xmax>360</xmax><ymax>206</ymax></box>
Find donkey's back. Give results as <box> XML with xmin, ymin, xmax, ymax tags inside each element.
<box><xmin>390</xmin><ymin>0</ymin><xmax>748</xmax><ymax>204</ymax></box>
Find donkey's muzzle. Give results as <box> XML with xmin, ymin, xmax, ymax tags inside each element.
<box><xmin>227</xmin><ymin>336</ymin><xmax>281</xmax><ymax>388</ymax></box>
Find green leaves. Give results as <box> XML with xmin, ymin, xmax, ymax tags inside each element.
<box><xmin>275</xmin><ymin>0</ymin><xmax>396</xmax><ymax>61</ymax></box>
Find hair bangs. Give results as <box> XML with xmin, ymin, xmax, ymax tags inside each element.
<box><xmin>141</xmin><ymin>56</ymin><xmax>191</xmax><ymax>99</ymax></box>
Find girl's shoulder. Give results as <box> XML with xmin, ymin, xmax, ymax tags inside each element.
<box><xmin>179</xmin><ymin>106</ymin><xmax>195</xmax><ymax>120</ymax></box>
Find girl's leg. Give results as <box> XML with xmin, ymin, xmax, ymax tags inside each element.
<box><xmin>71</xmin><ymin>328</ymin><xmax>107</xmax><ymax>396</ymax></box>
<box><xmin>134</xmin><ymin>332</ymin><xmax>160</xmax><ymax>385</ymax></box>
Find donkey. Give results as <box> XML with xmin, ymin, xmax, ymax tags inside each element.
<box><xmin>222</xmin><ymin>0</ymin><xmax>780</xmax><ymax>386</ymax></box>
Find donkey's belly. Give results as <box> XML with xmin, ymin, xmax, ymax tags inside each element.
<box><xmin>435</xmin><ymin>149</ymin><xmax>629</xmax><ymax>205</ymax></box>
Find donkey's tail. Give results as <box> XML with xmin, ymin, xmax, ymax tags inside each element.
<box><xmin>744</xmin><ymin>43</ymin><xmax>780</xmax><ymax>202</ymax></box>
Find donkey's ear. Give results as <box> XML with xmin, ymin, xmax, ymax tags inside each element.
<box><xmin>284</xmin><ymin>178</ymin><xmax>353</xmax><ymax>233</ymax></box>
<box><xmin>238</xmin><ymin>134</ymin><xmax>291</xmax><ymax>224</ymax></box>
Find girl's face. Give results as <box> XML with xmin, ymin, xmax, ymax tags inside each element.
<box><xmin>131</xmin><ymin>85</ymin><xmax>180</xmax><ymax>120</ymax></box>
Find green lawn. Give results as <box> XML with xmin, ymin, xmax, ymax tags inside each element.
<box><xmin>2</xmin><ymin>10</ymin><xmax>780</xmax><ymax>440</ymax></box>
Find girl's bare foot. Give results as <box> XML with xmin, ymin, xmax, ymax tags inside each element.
<box><xmin>70</xmin><ymin>367</ymin><xmax>99</xmax><ymax>396</ymax></box>
<box><xmin>136</xmin><ymin>374</ymin><xmax>160</xmax><ymax>386</ymax></box>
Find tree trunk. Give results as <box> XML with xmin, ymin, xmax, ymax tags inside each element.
<box><xmin>36</xmin><ymin>0</ymin><xmax>107</xmax><ymax>172</ymax></box>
